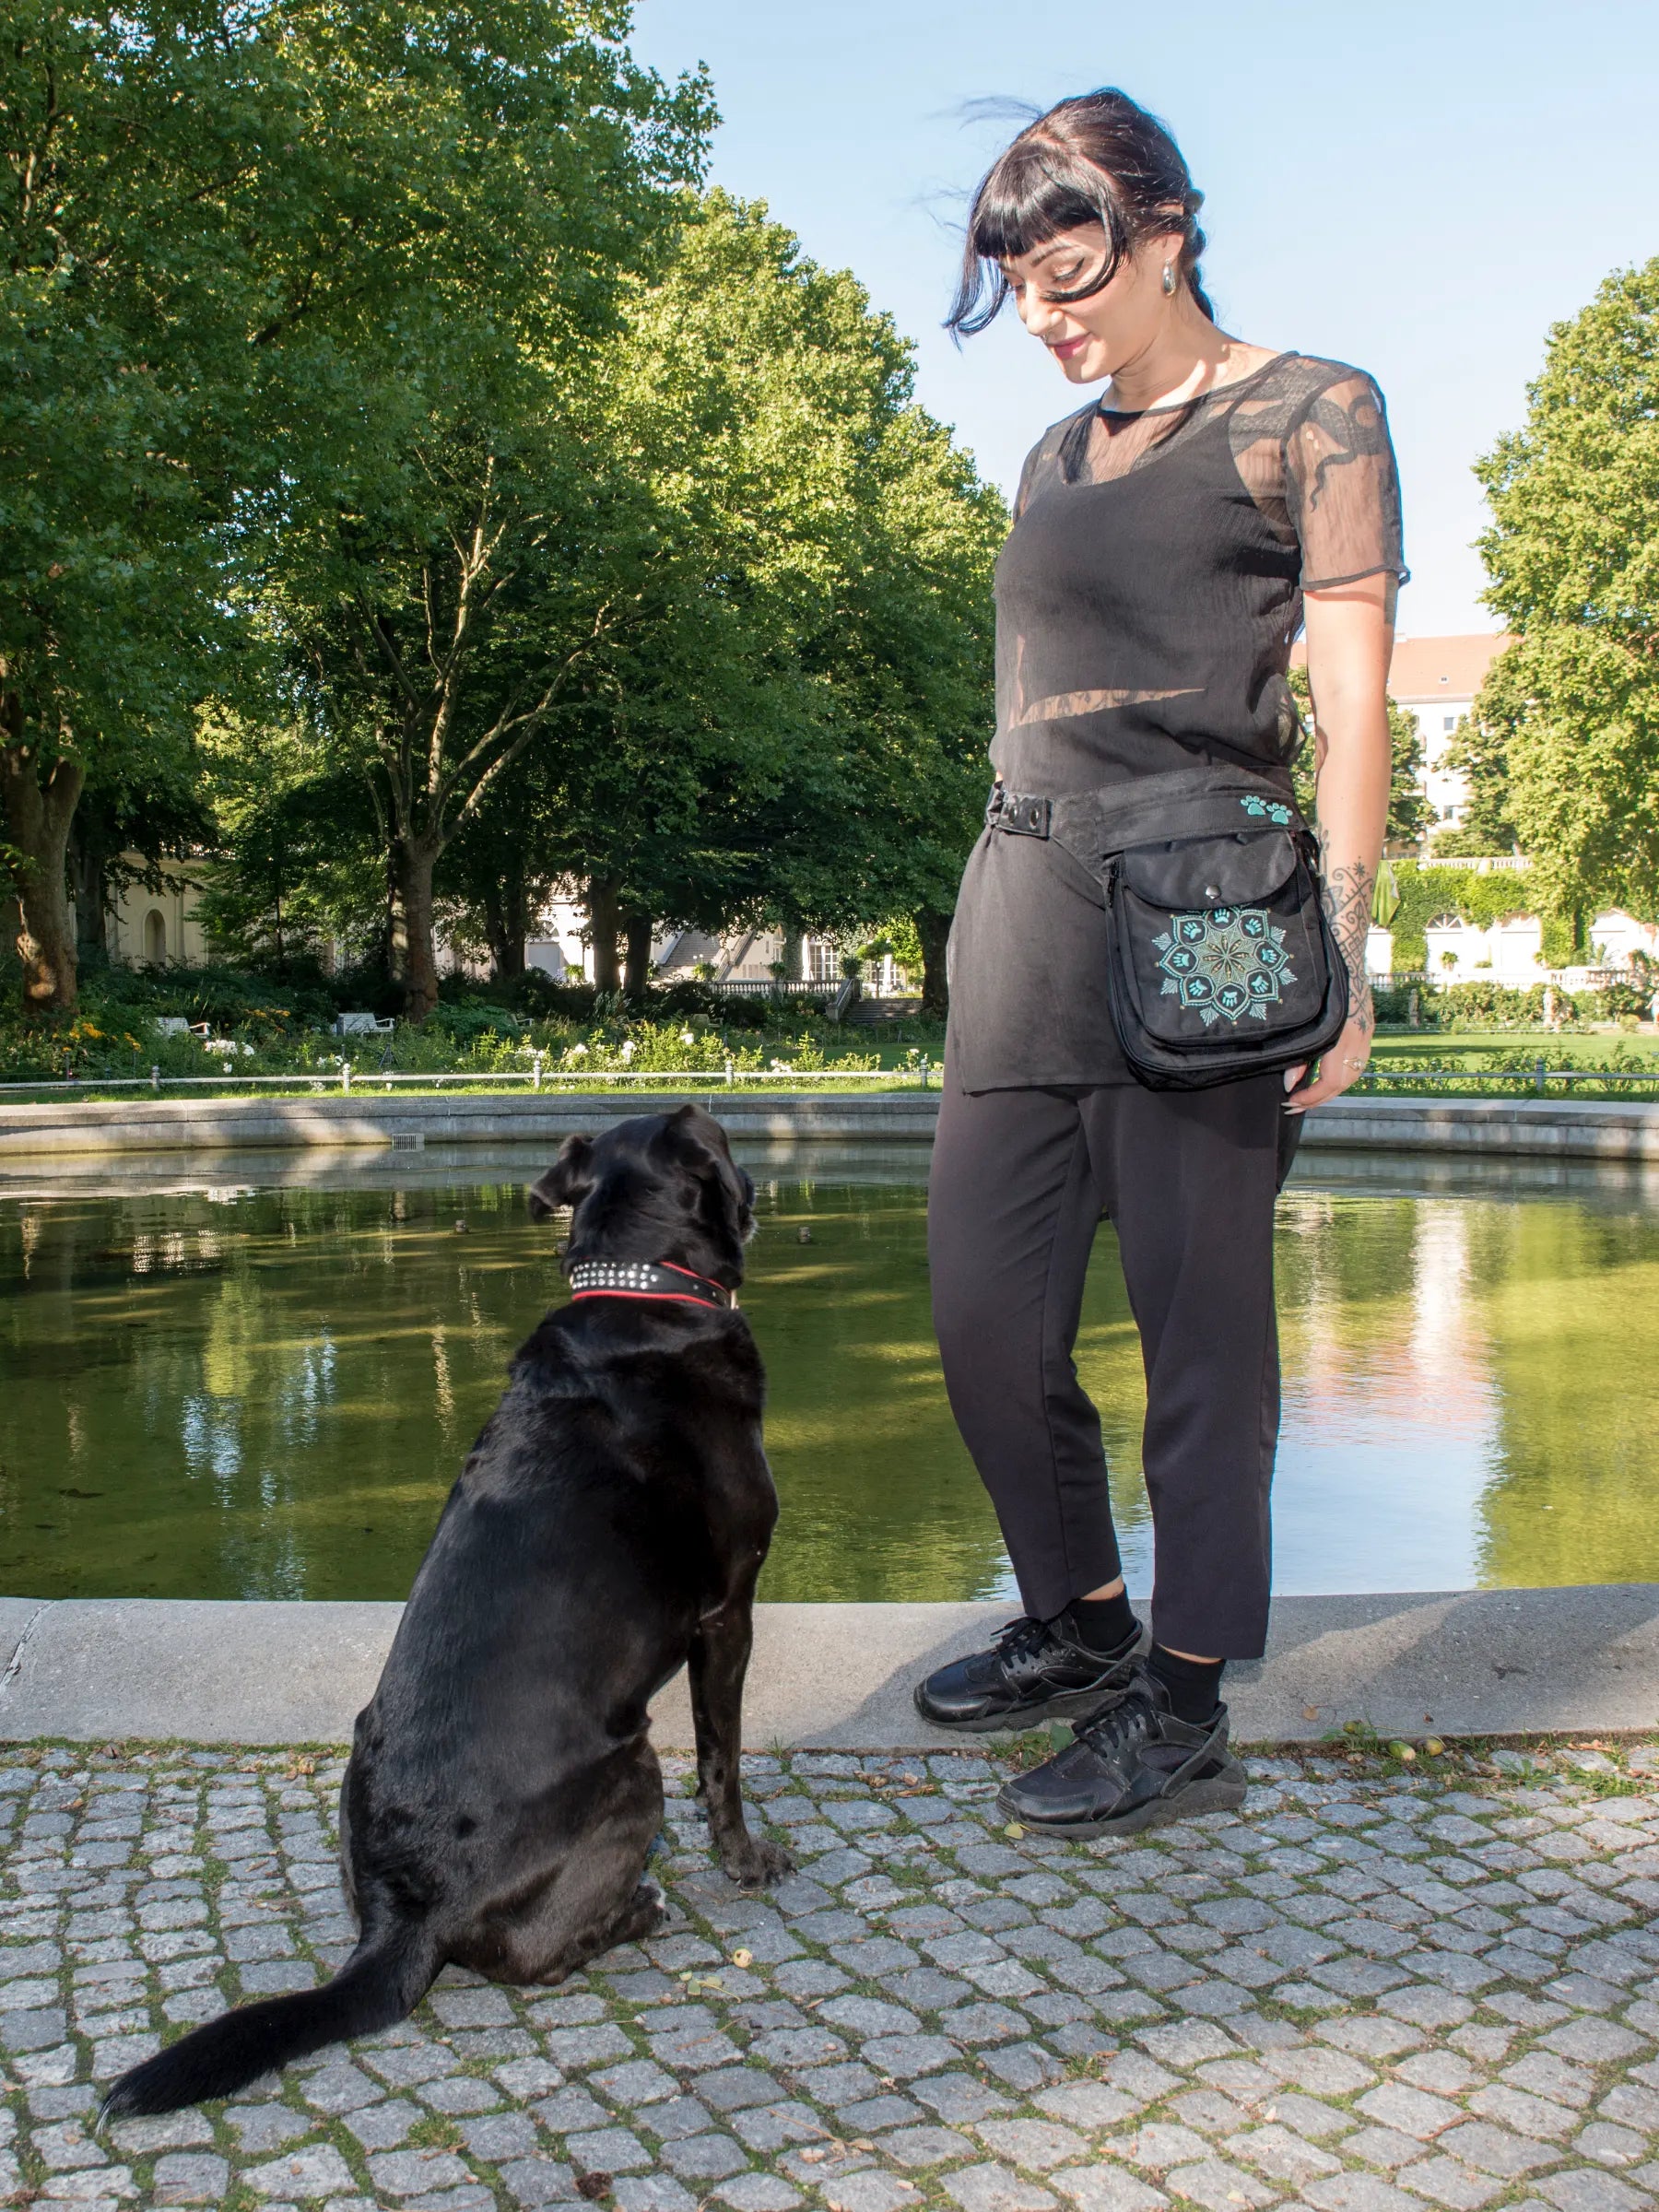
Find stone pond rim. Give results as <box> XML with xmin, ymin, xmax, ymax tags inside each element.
<box><xmin>1</xmin><ymin>1587</ymin><xmax>1656</xmax><ymax>1748</ymax></box>
<box><xmin>1</xmin><ymin>1090</ymin><xmax>1657</xmax><ymax>1159</ymax></box>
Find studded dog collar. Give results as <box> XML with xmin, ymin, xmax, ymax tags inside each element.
<box><xmin>568</xmin><ymin>1258</ymin><xmax>734</xmax><ymax>1309</ymax></box>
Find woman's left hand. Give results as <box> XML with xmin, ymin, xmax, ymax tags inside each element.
<box><xmin>1282</xmin><ymin>1007</ymin><xmax>1374</xmax><ymax>1115</ymax></box>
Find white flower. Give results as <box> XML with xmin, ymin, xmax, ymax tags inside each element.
<box><xmin>679</xmin><ymin>1030</ymin><xmax>695</xmax><ymax>1045</ymax></box>
<box><xmin>619</xmin><ymin>1039</ymin><xmax>636</xmax><ymax>1061</ymax></box>
<box><xmin>567</xmin><ymin>1042</ymin><xmax>588</xmax><ymax>1059</ymax></box>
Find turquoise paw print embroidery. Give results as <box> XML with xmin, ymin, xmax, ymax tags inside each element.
<box><xmin>1154</xmin><ymin>905</ymin><xmax>1296</xmax><ymax>1026</ymax></box>
<box><xmin>1239</xmin><ymin>794</ymin><xmax>1294</xmax><ymax>825</ymax></box>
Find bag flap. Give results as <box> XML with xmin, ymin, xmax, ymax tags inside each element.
<box><xmin>1119</xmin><ymin>828</ymin><xmax>1300</xmax><ymax>909</ymax></box>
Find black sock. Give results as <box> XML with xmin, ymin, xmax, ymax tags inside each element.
<box><xmin>1147</xmin><ymin>1644</ymin><xmax>1225</xmax><ymax>1724</ymax></box>
<box><xmin>1066</xmin><ymin>1589</ymin><xmax>1138</xmax><ymax>1655</ymax></box>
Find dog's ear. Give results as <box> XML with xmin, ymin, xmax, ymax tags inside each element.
<box><xmin>527</xmin><ymin>1135</ymin><xmax>594</xmax><ymax>1221</ymax></box>
<box><xmin>663</xmin><ymin>1104</ymin><xmax>752</xmax><ymax>1234</ymax></box>
<box><xmin>664</xmin><ymin>1102</ymin><xmax>732</xmax><ymax>1181</ymax></box>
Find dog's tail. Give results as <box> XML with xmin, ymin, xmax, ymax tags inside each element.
<box><xmin>100</xmin><ymin>1921</ymin><xmax>440</xmax><ymax>2119</ymax></box>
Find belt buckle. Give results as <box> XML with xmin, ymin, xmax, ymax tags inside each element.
<box><xmin>986</xmin><ymin>785</ymin><xmax>1051</xmax><ymax>837</ymax></box>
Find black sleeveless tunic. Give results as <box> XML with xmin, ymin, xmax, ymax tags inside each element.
<box><xmin>947</xmin><ymin>351</ymin><xmax>1406</xmax><ymax>1091</ymax></box>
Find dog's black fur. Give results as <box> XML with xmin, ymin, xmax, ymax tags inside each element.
<box><xmin>104</xmin><ymin>1104</ymin><xmax>790</xmax><ymax>2118</ymax></box>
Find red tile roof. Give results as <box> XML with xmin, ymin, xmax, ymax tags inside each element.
<box><xmin>1386</xmin><ymin>634</ymin><xmax>1512</xmax><ymax>701</ymax></box>
<box><xmin>1290</xmin><ymin>632</ymin><xmax>1512</xmax><ymax>701</ymax></box>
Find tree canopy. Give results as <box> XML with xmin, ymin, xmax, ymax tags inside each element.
<box><xmin>525</xmin><ymin>194</ymin><xmax>1003</xmax><ymax>989</ymax></box>
<box><xmin>1469</xmin><ymin>257</ymin><xmax>1659</xmax><ymax>922</ymax></box>
<box><xmin>2</xmin><ymin>0</ymin><xmax>711</xmax><ymax>1011</ymax></box>
<box><xmin>210</xmin><ymin>189</ymin><xmax>1004</xmax><ymax>1011</ymax></box>
<box><xmin>4</xmin><ymin>11</ymin><xmax>1003</xmax><ymax>1022</ymax></box>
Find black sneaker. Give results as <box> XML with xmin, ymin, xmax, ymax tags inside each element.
<box><xmin>995</xmin><ymin>1664</ymin><xmax>1246</xmax><ymax>1834</ymax></box>
<box><xmin>913</xmin><ymin>1612</ymin><xmax>1145</xmax><ymax>1734</ymax></box>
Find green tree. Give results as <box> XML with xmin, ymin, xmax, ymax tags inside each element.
<box><xmin>440</xmin><ymin>763</ymin><xmax>570</xmax><ymax>984</ymax></box>
<box><xmin>1435</xmin><ymin>710</ymin><xmax>1518</xmax><ymax>857</ymax></box>
<box><xmin>1472</xmin><ymin>258</ymin><xmax>1659</xmax><ymax>919</ymax></box>
<box><xmin>485</xmin><ymin>194</ymin><xmax>1002</xmax><ymax>1003</ymax></box>
<box><xmin>800</xmin><ymin>402</ymin><xmax>1003</xmax><ymax>1018</ymax></box>
<box><xmin>270</xmin><ymin>32</ymin><xmax>712</xmax><ymax>1016</ymax></box>
<box><xmin>532</xmin><ymin>192</ymin><xmax>920</xmax><ymax>984</ymax></box>
<box><xmin>3</xmin><ymin>0</ymin><xmax>711</xmax><ymax>1017</ymax></box>
<box><xmin>1</xmin><ymin>0</ymin><xmax>258</xmax><ymax>1009</ymax></box>
<box><xmin>193</xmin><ymin>716</ymin><xmax>382</xmax><ymax>972</ymax></box>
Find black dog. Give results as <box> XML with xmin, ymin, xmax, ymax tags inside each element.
<box><xmin>105</xmin><ymin>1104</ymin><xmax>790</xmax><ymax>2117</ymax></box>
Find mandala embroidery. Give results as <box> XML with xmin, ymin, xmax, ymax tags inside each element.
<box><xmin>1153</xmin><ymin>905</ymin><xmax>1296</xmax><ymax>1026</ymax></box>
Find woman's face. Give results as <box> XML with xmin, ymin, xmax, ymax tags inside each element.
<box><xmin>1002</xmin><ymin>221</ymin><xmax>1184</xmax><ymax>385</ymax></box>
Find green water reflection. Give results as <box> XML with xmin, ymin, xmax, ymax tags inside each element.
<box><xmin>2</xmin><ymin>1149</ymin><xmax>1655</xmax><ymax>1601</ymax></box>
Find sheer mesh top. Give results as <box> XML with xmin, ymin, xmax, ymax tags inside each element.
<box><xmin>945</xmin><ymin>353</ymin><xmax>1405</xmax><ymax>1090</ymax></box>
<box><xmin>992</xmin><ymin>352</ymin><xmax>1406</xmax><ymax>794</ymax></box>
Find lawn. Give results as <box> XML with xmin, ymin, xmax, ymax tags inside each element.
<box><xmin>1363</xmin><ymin>1027</ymin><xmax>1659</xmax><ymax>1098</ymax></box>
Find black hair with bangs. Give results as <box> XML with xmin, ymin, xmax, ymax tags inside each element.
<box><xmin>947</xmin><ymin>88</ymin><xmax>1213</xmax><ymax>337</ymax></box>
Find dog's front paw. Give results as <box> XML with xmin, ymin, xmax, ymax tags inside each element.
<box><xmin>720</xmin><ymin>1832</ymin><xmax>794</xmax><ymax>1889</ymax></box>
<box><xmin>631</xmin><ymin>1878</ymin><xmax>673</xmax><ymax>1938</ymax></box>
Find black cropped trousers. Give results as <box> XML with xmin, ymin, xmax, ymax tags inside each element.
<box><xmin>928</xmin><ymin>1065</ymin><xmax>1299</xmax><ymax>1660</ymax></box>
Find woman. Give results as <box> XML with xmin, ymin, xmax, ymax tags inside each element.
<box><xmin>915</xmin><ymin>89</ymin><xmax>1405</xmax><ymax>1833</ymax></box>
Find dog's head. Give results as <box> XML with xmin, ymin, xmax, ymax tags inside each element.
<box><xmin>528</xmin><ymin>1104</ymin><xmax>756</xmax><ymax>1290</ymax></box>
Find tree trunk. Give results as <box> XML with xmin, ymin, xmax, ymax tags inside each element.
<box><xmin>917</xmin><ymin>907</ymin><xmax>951</xmax><ymax>1023</ymax></box>
<box><xmin>483</xmin><ymin>877</ymin><xmax>526</xmax><ymax>982</ymax></box>
<box><xmin>780</xmin><ymin>926</ymin><xmax>804</xmax><ymax>984</ymax></box>
<box><xmin>380</xmin><ymin>848</ymin><xmax>399</xmax><ymax>986</ymax></box>
<box><xmin>586</xmin><ymin>876</ymin><xmax>621</xmax><ymax>993</ymax></box>
<box><xmin>2</xmin><ymin>728</ymin><xmax>85</xmax><ymax>1015</ymax></box>
<box><xmin>67</xmin><ymin>819</ymin><xmax>111</xmax><ymax>969</ymax></box>
<box><xmin>622</xmin><ymin>909</ymin><xmax>653</xmax><ymax>999</ymax></box>
<box><xmin>389</xmin><ymin>838</ymin><xmax>442</xmax><ymax>1023</ymax></box>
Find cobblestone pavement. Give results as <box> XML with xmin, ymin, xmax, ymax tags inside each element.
<box><xmin>4</xmin><ymin>1738</ymin><xmax>1659</xmax><ymax>2212</ymax></box>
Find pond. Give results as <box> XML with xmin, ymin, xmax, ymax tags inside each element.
<box><xmin>3</xmin><ymin>1142</ymin><xmax>1656</xmax><ymax>1605</ymax></box>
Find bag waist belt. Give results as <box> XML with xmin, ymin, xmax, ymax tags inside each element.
<box><xmin>985</xmin><ymin>767</ymin><xmax>1305</xmax><ymax>877</ymax></box>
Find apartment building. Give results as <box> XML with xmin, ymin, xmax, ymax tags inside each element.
<box><xmin>1387</xmin><ymin>632</ymin><xmax>1511</xmax><ymax>829</ymax></box>
<box><xmin>525</xmin><ymin>893</ymin><xmax>843</xmax><ymax>987</ymax></box>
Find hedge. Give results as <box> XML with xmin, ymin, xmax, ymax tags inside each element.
<box><xmin>1371</xmin><ymin>978</ymin><xmax>1653</xmax><ymax>1029</ymax></box>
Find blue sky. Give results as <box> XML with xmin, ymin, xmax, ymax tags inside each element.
<box><xmin>629</xmin><ymin>0</ymin><xmax>1657</xmax><ymax>637</ymax></box>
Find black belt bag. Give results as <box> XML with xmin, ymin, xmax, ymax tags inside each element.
<box><xmin>986</xmin><ymin>767</ymin><xmax>1349</xmax><ymax>1091</ymax></box>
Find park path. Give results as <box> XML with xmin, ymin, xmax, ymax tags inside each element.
<box><xmin>2</xmin><ymin>1738</ymin><xmax>1657</xmax><ymax>2212</ymax></box>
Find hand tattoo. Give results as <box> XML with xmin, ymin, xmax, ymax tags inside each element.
<box><xmin>1323</xmin><ymin>858</ymin><xmax>1376</xmax><ymax>1045</ymax></box>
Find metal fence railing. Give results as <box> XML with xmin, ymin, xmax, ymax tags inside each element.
<box><xmin>1417</xmin><ymin>854</ymin><xmax>1533</xmax><ymax>872</ymax></box>
<box><xmin>0</xmin><ymin>1057</ymin><xmax>939</xmax><ymax>1098</ymax></box>
<box><xmin>4</xmin><ymin>1058</ymin><xmax>1655</xmax><ymax>1102</ymax></box>
<box><xmin>1359</xmin><ymin>1063</ymin><xmax>1657</xmax><ymax>1096</ymax></box>
<box><xmin>705</xmin><ymin>979</ymin><xmax>835</xmax><ymax>998</ymax></box>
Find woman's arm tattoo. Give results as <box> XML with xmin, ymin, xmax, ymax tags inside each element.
<box><xmin>1323</xmin><ymin>859</ymin><xmax>1376</xmax><ymax>1042</ymax></box>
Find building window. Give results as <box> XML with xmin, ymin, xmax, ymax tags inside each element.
<box><xmin>144</xmin><ymin>909</ymin><xmax>168</xmax><ymax>964</ymax></box>
<box><xmin>1443</xmin><ymin>715</ymin><xmax>1456</xmax><ymax>733</ymax></box>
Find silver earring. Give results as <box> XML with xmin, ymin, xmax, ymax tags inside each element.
<box><xmin>1161</xmin><ymin>263</ymin><xmax>1177</xmax><ymax>297</ymax></box>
